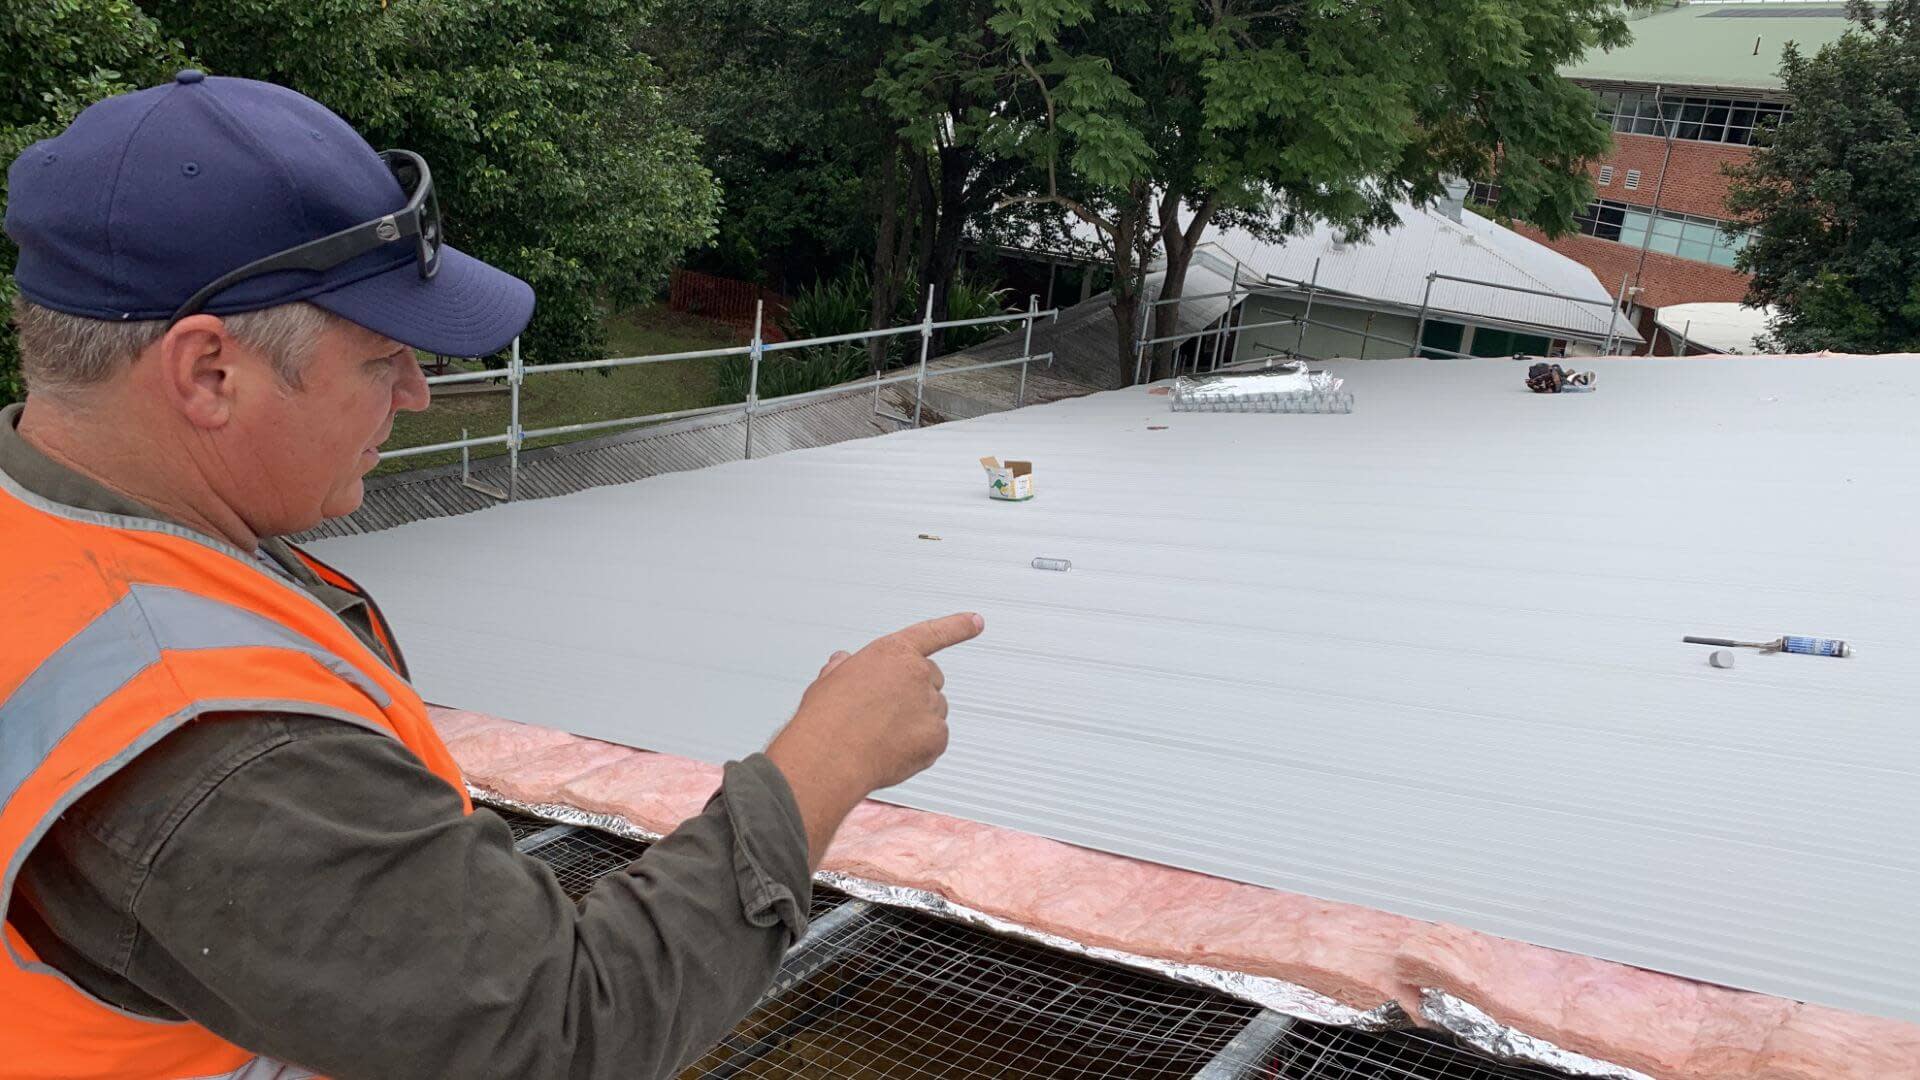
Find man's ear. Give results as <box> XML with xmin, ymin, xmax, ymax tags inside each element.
<box><xmin>155</xmin><ymin>315</ymin><xmax>240</xmax><ymax>431</ymax></box>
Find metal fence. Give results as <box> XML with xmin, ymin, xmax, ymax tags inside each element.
<box><xmin>383</xmin><ymin>288</ymin><xmax>1058</xmax><ymax>501</ymax></box>
<box><xmin>668</xmin><ymin>268</ymin><xmax>792</xmax><ymax>338</ymax></box>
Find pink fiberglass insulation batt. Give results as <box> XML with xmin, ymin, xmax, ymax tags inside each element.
<box><xmin>434</xmin><ymin>709</ymin><xmax>1920</xmax><ymax>1079</ymax></box>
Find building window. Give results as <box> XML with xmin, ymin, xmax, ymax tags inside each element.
<box><xmin>1572</xmin><ymin>198</ymin><xmax>1751</xmax><ymax>268</ymax></box>
<box><xmin>1467</xmin><ymin>180</ymin><xmax>1501</xmax><ymax>207</ymax></box>
<box><xmin>1573</xmin><ymin>199</ymin><xmax>1628</xmax><ymax>242</ymax></box>
<box><xmin>1593</xmin><ymin>88</ymin><xmax>1789</xmax><ymax>146</ymax></box>
<box><xmin>1623</xmin><ymin>169</ymin><xmax>1642</xmax><ymax>191</ymax></box>
<box><xmin>1419</xmin><ymin>320</ymin><xmax>1466</xmax><ymax>359</ymax></box>
<box><xmin>1597</xmin><ymin>165</ymin><xmax>1615</xmax><ymax>186</ymax></box>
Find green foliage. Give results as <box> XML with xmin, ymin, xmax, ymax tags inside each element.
<box><xmin>0</xmin><ymin>1</ymin><xmax>181</xmax><ymax>405</ymax></box>
<box><xmin>967</xmin><ymin>0</ymin><xmax>1655</xmax><ymax>382</ymax></box>
<box><xmin>720</xmin><ymin>267</ymin><xmax>877</xmax><ymax>402</ymax></box>
<box><xmin>940</xmin><ymin>275</ymin><xmax>1018</xmax><ymax>350</ymax></box>
<box><xmin>715</xmin><ymin>343</ymin><xmax>868</xmax><ymax>404</ymax></box>
<box><xmin>1726</xmin><ymin>0</ymin><xmax>1920</xmax><ymax>353</ymax></box>
<box><xmin>783</xmin><ymin>268</ymin><xmax>876</xmax><ymax>341</ymax></box>
<box><xmin>643</xmin><ymin>0</ymin><xmax>887</xmax><ymax>284</ymax></box>
<box><xmin>0</xmin><ymin>279</ymin><xmax>24</xmax><ymax>407</ymax></box>
<box><xmin>1009</xmin><ymin>0</ymin><xmax>1645</xmax><ymax>229</ymax></box>
<box><xmin>717</xmin><ymin>263</ymin><xmax>1015</xmax><ymax>401</ymax></box>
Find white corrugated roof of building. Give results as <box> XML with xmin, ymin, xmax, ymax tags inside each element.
<box><xmin>1193</xmin><ymin>204</ymin><xmax>1642</xmax><ymax>345</ymax></box>
<box><xmin>1657</xmin><ymin>301</ymin><xmax>1777</xmax><ymax>353</ymax></box>
<box><xmin>317</xmin><ymin>352</ymin><xmax>1918</xmax><ymax>1024</ymax></box>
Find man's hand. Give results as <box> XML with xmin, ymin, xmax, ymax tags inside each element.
<box><xmin>765</xmin><ymin>613</ymin><xmax>985</xmax><ymax>867</ymax></box>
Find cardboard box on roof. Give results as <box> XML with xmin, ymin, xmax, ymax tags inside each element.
<box><xmin>979</xmin><ymin>457</ymin><xmax>1034</xmax><ymax>501</ymax></box>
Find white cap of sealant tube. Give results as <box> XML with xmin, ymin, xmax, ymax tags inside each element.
<box><xmin>1709</xmin><ymin>650</ymin><xmax>1736</xmax><ymax>669</ymax></box>
<box><xmin>1031</xmin><ymin>557</ymin><xmax>1071</xmax><ymax>572</ymax></box>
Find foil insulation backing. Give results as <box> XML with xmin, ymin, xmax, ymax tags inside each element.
<box><xmin>1420</xmin><ymin>990</ymin><xmax>1657</xmax><ymax>1080</ymax></box>
<box><xmin>1171</xmin><ymin>363</ymin><xmax>1353</xmax><ymax>413</ymax></box>
<box><xmin>474</xmin><ymin>788</ymin><xmax>1648</xmax><ymax>1079</ymax></box>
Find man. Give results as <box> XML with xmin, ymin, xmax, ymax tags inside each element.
<box><xmin>0</xmin><ymin>72</ymin><xmax>980</xmax><ymax>1079</ymax></box>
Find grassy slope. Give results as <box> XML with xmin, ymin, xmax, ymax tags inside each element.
<box><xmin>377</xmin><ymin>306</ymin><xmax>742</xmax><ymax>475</ymax></box>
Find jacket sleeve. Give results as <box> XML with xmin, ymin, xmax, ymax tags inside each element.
<box><xmin>116</xmin><ymin>715</ymin><xmax>811</xmax><ymax>1080</ymax></box>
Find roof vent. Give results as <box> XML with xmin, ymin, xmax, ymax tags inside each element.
<box><xmin>1436</xmin><ymin>177</ymin><xmax>1471</xmax><ymax>223</ymax></box>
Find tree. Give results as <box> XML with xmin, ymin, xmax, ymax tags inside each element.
<box><xmin>868</xmin><ymin>0</ymin><xmax>1040</xmax><ymax>353</ymax></box>
<box><xmin>1725</xmin><ymin>0</ymin><xmax>1920</xmax><ymax>354</ymax></box>
<box><xmin>644</xmin><ymin>0</ymin><xmax>885</xmax><ymax>289</ymax></box>
<box><xmin>656</xmin><ymin>0</ymin><xmax>1044</xmax><ymax>363</ymax></box>
<box><xmin>991</xmin><ymin>0</ymin><xmax>1648</xmax><ymax>385</ymax></box>
<box><xmin>1</xmin><ymin>2</ymin><xmax>181</xmax><ymax>406</ymax></box>
<box><xmin>645</xmin><ymin>0</ymin><xmax>907</xmax><ymax>369</ymax></box>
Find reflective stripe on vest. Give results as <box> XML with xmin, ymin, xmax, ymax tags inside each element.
<box><xmin>0</xmin><ymin>470</ymin><xmax>468</xmax><ymax>1079</ymax></box>
<box><xmin>0</xmin><ymin>584</ymin><xmax>390</xmax><ymax>806</ymax></box>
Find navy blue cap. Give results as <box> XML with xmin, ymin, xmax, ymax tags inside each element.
<box><xmin>5</xmin><ymin>71</ymin><xmax>533</xmax><ymax>357</ymax></box>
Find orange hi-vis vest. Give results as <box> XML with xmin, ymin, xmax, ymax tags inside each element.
<box><xmin>0</xmin><ymin>469</ymin><xmax>469</xmax><ymax>1080</ymax></box>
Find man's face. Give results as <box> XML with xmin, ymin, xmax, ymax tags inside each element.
<box><xmin>222</xmin><ymin>320</ymin><xmax>429</xmax><ymax>535</ymax></box>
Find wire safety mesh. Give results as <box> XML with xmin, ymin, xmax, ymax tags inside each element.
<box><xmin>477</xmin><ymin>805</ymin><xmax>557</xmax><ymax>843</ymax></box>
<box><xmin>680</xmin><ymin>906</ymin><xmax>1263</xmax><ymax>1079</ymax></box>
<box><xmin>527</xmin><ymin>829</ymin><xmax>653</xmax><ymax>901</ymax></box>
<box><xmin>1268</xmin><ymin>1023</ymin><xmax>1572</xmax><ymax>1080</ymax></box>
<box><xmin>498</xmin><ymin>812</ymin><xmax>1574</xmax><ymax>1080</ymax></box>
<box><xmin>808</xmin><ymin>888</ymin><xmax>852</xmax><ymax>922</ymax></box>
<box><xmin>517</xmin><ymin>823</ymin><xmax>850</xmax><ymax>919</ymax></box>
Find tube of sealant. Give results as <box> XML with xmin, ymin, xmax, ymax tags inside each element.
<box><xmin>1031</xmin><ymin>557</ymin><xmax>1071</xmax><ymax>572</ymax></box>
<box><xmin>1782</xmin><ymin>636</ymin><xmax>1850</xmax><ymax>658</ymax></box>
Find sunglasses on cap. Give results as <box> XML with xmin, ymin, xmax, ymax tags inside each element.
<box><xmin>169</xmin><ymin>149</ymin><xmax>441</xmax><ymax>324</ymax></box>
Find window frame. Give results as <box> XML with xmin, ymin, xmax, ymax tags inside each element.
<box><xmin>1572</xmin><ymin>197</ymin><xmax>1753</xmax><ymax>267</ymax></box>
<box><xmin>1596</xmin><ymin>88</ymin><xmax>1792</xmax><ymax>146</ymax></box>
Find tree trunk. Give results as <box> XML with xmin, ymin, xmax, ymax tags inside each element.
<box><xmin>1105</xmin><ymin>186</ymin><xmax>1153</xmax><ymax>389</ymax></box>
<box><xmin>910</xmin><ymin>157</ymin><xmax>936</xmax><ymax>324</ymax></box>
<box><xmin>916</xmin><ymin>143</ymin><xmax>975</xmax><ymax>355</ymax></box>
<box><xmin>1149</xmin><ymin>261</ymin><xmax>1189</xmax><ymax>382</ymax></box>
<box><xmin>895</xmin><ymin>151</ymin><xmax>923</xmax><ymax>288</ymax></box>
<box><xmin>868</xmin><ymin>141</ymin><xmax>904</xmax><ymax>372</ymax></box>
<box><xmin>1149</xmin><ymin>191</ymin><xmax>1218</xmax><ymax>382</ymax></box>
<box><xmin>1110</xmin><ymin>289</ymin><xmax>1140</xmax><ymax>389</ymax></box>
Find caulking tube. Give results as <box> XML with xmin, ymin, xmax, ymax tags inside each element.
<box><xmin>1782</xmin><ymin>636</ymin><xmax>1850</xmax><ymax>657</ymax></box>
<box><xmin>1683</xmin><ymin>634</ymin><xmax>1851</xmax><ymax>657</ymax></box>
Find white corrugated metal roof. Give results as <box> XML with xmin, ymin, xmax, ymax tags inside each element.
<box><xmin>1194</xmin><ymin>205</ymin><xmax>1641</xmax><ymax>345</ymax></box>
<box><xmin>314</xmin><ymin>353</ymin><xmax>1919</xmax><ymax>1024</ymax></box>
<box><xmin>1657</xmin><ymin>302</ymin><xmax>1778</xmax><ymax>354</ymax></box>
<box><xmin>987</xmin><ymin>202</ymin><xmax>1641</xmax><ymax>346</ymax></box>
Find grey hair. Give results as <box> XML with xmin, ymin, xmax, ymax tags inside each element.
<box><xmin>12</xmin><ymin>297</ymin><xmax>342</xmax><ymax>395</ymax></box>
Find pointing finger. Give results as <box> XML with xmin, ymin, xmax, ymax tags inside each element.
<box><xmin>892</xmin><ymin>612</ymin><xmax>985</xmax><ymax>657</ymax></box>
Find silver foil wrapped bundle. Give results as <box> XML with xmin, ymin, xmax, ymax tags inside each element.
<box><xmin>1170</xmin><ymin>363</ymin><xmax>1353</xmax><ymax>413</ymax></box>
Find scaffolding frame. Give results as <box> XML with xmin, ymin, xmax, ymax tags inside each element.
<box><xmin>1132</xmin><ymin>265</ymin><xmax>1635</xmax><ymax>382</ymax></box>
<box><xmin>386</xmin><ymin>289</ymin><xmax>1059</xmax><ymax>498</ymax></box>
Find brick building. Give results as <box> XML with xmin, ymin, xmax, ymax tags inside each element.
<box><xmin>1492</xmin><ymin>2</ymin><xmax>1861</xmax><ymax>353</ymax></box>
